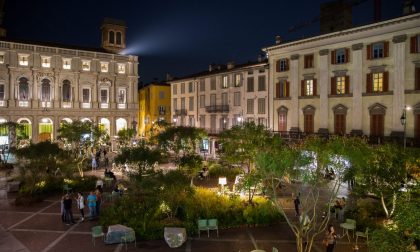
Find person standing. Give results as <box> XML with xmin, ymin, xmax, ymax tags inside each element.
<box><xmin>63</xmin><ymin>194</ymin><xmax>75</xmax><ymax>225</ymax></box>
<box><xmin>87</xmin><ymin>191</ymin><xmax>97</xmax><ymax>218</ymax></box>
<box><xmin>294</xmin><ymin>194</ymin><xmax>301</xmax><ymax>216</ymax></box>
<box><xmin>324</xmin><ymin>224</ymin><xmax>337</xmax><ymax>252</ymax></box>
<box><xmin>60</xmin><ymin>195</ymin><xmax>66</xmax><ymax>223</ymax></box>
<box><xmin>95</xmin><ymin>188</ymin><xmax>102</xmax><ymax>216</ymax></box>
<box><xmin>91</xmin><ymin>157</ymin><xmax>97</xmax><ymax>171</ymax></box>
<box><xmin>338</xmin><ymin>197</ymin><xmax>346</xmax><ymax>223</ymax></box>
<box><xmin>77</xmin><ymin>192</ymin><xmax>85</xmax><ymax>222</ymax></box>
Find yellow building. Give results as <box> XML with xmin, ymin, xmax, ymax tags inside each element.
<box><xmin>138</xmin><ymin>82</ymin><xmax>171</xmax><ymax>138</ymax></box>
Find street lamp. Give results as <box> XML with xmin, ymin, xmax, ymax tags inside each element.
<box><xmin>400</xmin><ymin>106</ymin><xmax>411</xmax><ymax>150</ymax></box>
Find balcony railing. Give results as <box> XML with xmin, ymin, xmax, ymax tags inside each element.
<box><xmin>175</xmin><ymin>109</ymin><xmax>187</xmax><ymax>115</ymax></box>
<box><xmin>205</xmin><ymin>105</ymin><xmax>229</xmax><ymax>113</ymax></box>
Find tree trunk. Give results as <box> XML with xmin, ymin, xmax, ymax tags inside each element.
<box><xmin>380</xmin><ymin>193</ymin><xmax>390</xmax><ymax>219</ymax></box>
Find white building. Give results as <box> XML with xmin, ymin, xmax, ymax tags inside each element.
<box><xmin>0</xmin><ymin>18</ymin><xmax>139</xmax><ymax>144</ymax></box>
<box><xmin>264</xmin><ymin>13</ymin><xmax>420</xmax><ymax>145</ymax></box>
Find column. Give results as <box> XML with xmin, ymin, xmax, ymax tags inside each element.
<box><xmin>318</xmin><ymin>49</ymin><xmax>329</xmax><ymax>133</ymax></box>
<box><xmin>268</xmin><ymin>59</ymin><xmax>274</xmax><ymax>130</ymax></box>
<box><xmin>73</xmin><ymin>72</ymin><xmax>80</xmax><ymax>109</ymax></box>
<box><xmin>350</xmin><ymin>43</ymin><xmax>363</xmax><ymax>135</ymax></box>
<box><xmin>391</xmin><ymin>35</ymin><xmax>407</xmax><ymax>135</ymax></box>
<box><xmin>32</xmin><ymin>70</ymin><xmax>38</xmax><ymax>108</ymax></box>
<box><xmin>289</xmin><ymin>54</ymin><xmax>300</xmax><ymax>132</ymax></box>
<box><xmin>54</xmin><ymin>70</ymin><xmax>60</xmax><ymax>108</ymax></box>
<box><xmin>8</xmin><ymin>68</ymin><xmax>15</xmax><ymax>108</ymax></box>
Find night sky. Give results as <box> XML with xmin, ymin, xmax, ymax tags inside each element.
<box><xmin>3</xmin><ymin>0</ymin><xmax>414</xmax><ymax>85</ymax></box>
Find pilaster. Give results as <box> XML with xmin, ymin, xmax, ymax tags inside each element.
<box><xmin>318</xmin><ymin>49</ymin><xmax>329</xmax><ymax>131</ymax></box>
<box><xmin>290</xmin><ymin>54</ymin><xmax>300</xmax><ymax>131</ymax></box>
<box><xmin>351</xmin><ymin>43</ymin><xmax>363</xmax><ymax>132</ymax></box>
<box><xmin>392</xmin><ymin>35</ymin><xmax>406</xmax><ymax>133</ymax></box>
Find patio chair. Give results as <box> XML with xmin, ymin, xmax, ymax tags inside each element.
<box><xmin>197</xmin><ymin>219</ymin><xmax>209</xmax><ymax>237</ymax></box>
<box><xmin>356</xmin><ymin>227</ymin><xmax>369</xmax><ymax>244</ymax></box>
<box><xmin>63</xmin><ymin>184</ymin><xmax>72</xmax><ymax>194</ymax></box>
<box><xmin>121</xmin><ymin>229</ymin><xmax>136</xmax><ymax>250</ymax></box>
<box><xmin>208</xmin><ymin>218</ymin><xmax>218</xmax><ymax>237</ymax></box>
<box><xmin>91</xmin><ymin>225</ymin><xmax>105</xmax><ymax>246</ymax></box>
<box><xmin>345</xmin><ymin>219</ymin><xmax>356</xmax><ymax>237</ymax></box>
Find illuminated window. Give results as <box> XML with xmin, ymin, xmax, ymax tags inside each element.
<box><xmin>373</xmin><ymin>73</ymin><xmax>383</xmax><ymax>92</ymax></box>
<box><xmin>62</xmin><ymin>58</ymin><xmax>71</xmax><ymax>69</ymax></box>
<box><xmin>222</xmin><ymin>75</ymin><xmax>228</xmax><ymax>88</ymax></box>
<box><xmin>305</xmin><ymin>79</ymin><xmax>314</xmax><ymax>96</ymax></box>
<box><xmin>116</xmin><ymin>118</ymin><xmax>127</xmax><ymax>133</ymax></box>
<box><xmin>117</xmin><ymin>63</ymin><xmax>125</xmax><ymax>74</ymax></box>
<box><xmin>41</xmin><ymin>56</ymin><xmax>51</xmax><ymax>68</ymax></box>
<box><xmin>18</xmin><ymin>54</ymin><xmax>29</xmax><ymax>66</ymax></box>
<box><xmin>82</xmin><ymin>60</ymin><xmax>90</xmax><ymax>71</ymax></box>
<box><xmin>19</xmin><ymin>77</ymin><xmax>29</xmax><ymax>100</ymax></box>
<box><xmin>234</xmin><ymin>74</ymin><xmax>241</xmax><ymax>87</ymax></box>
<box><xmin>336</xmin><ymin>76</ymin><xmax>345</xmax><ymax>94</ymax></box>
<box><xmin>0</xmin><ymin>52</ymin><xmax>4</xmax><ymax>64</ymax></box>
<box><xmin>101</xmin><ymin>62</ymin><xmax>109</xmax><ymax>73</ymax></box>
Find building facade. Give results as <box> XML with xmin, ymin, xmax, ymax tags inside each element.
<box><xmin>264</xmin><ymin>13</ymin><xmax>420</xmax><ymax>144</ymax></box>
<box><xmin>0</xmin><ymin>19</ymin><xmax>139</xmax><ymax>145</ymax></box>
<box><xmin>138</xmin><ymin>82</ymin><xmax>171</xmax><ymax>138</ymax></box>
<box><xmin>169</xmin><ymin>60</ymin><xmax>269</xmax><ymax>157</ymax></box>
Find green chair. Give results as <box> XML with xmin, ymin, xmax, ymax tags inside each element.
<box><xmin>345</xmin><ymin>219</ymin><xmax>357</xmax><ymax>237</ymax></box>
<box><xmin>63</xmin><ymin>184</ymin><xmax>72</xmax><ymax>194</ymax></box>
<box><xmin>197</xmin><ymin>219</ymin><xmax>209</xmax><ymax>237</ymax></box>
<box><xmin>208</xmin><ymin>219</ymin><xmax>218</xmax><ymax>237</ymax></box>
<box><xmin>121</xmin><ymin>229</ymin><xmax>136</xmax><ymax>250</ymax></box>
<box><xmin>91</xmin><ymin>226</ymin><xmax>104</xmax><ymax>246</ymax></box>
<box><xmin>356</xmin><ymin>227</ymin><xmax>369</xmax><ymax>244</ymax></box>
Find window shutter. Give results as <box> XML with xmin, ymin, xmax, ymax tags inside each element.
<box><xmin>313</xmin><ymin>79</ymin><xmax>317</xmax><ymax>96</ymax></box>
<box><xmin>301</xmin><ymin>80</ymin><xmax>305</xmax><ymax>96</ymax></box>
<box><xmin>276</xmin><ymin>60</ymin><xmax>280</xmax><ymax>72</ymax></box>
<box><xmin>331</xmin><ymin>50</ymin><xmax>336</xmax><ymax>64</ymax></box>
<box><xmin>275</xmin><ymin>82</ymin><xmax>280</xmax><ymax>98</ymax></box>
<box><xmin>416</xmin><ymin>67</ymin><xmax>420</xmax><ymax>90</ymax></box>
<box><xmin>345</xmin><ymin>48</ymin><xmax>350</xmax><ymax>63</ymax></box>
<box><xmin>331</xmin><ymin>77</ymin><xmax>336</xmax><ymax>95</ymax></box>
<box><xmin>366</xmin><ymin>73</ymin><xmax>372</xmax><ymax>93</ymax></box>
<box><xmin>286</xmin><ymin>58</ymin><xmax>289</xmax><ymax>71</ymax></box>
<box><xmin>411</xmin><ymin>36</ymin><xmax>417</xmax><ymax>53</ymax></box>
<box><xmin>384</xmin><ymin>41</ymin><xmax>389</xmax><ymax>57</ymax></box>
<box><xmin>383</xmin><ymin>71</ymin><xmax>389</xmax><ymax>92</ymax></box>
<box><xmin>286</xmin><ymin>81</ymin><xmax>290</xmax><ymax>97</ymax></box>
<box><xmin>367</xmin><ymin>44</ymin><xmax>372</xmax><ymax>60</ymax></box>
<box><xmin>345</xmin><ymin>75</ymin><xmax>350</xmax><ymax>94</ymax></box>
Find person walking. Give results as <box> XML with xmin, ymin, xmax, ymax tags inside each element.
<box><xmin>95</xmin><ymin>188</ymin><xmax>102</xmax><ymax>216</ymax></box>
<box><xmin>91</xmin><ymin>157</ymin><xmax>98</xmax><ymax>171</ymax></box>
<box><xmin>60</xmin><ymin>195</ymin><xmax>66</xmax><ymax>223</ymax></box>
<box><xmin>63</xmin><ymin>194</ymin><xmax>75</xmax><ymax>225</ymax></box>
<box><xmin>76</xmin><ymin>192</ymin><xmax>85</xmax><ymax>222</ymax></box>
<box><xmin>324</xmin><ymin>224</ymin><xmax>338</xmax><ymax>252</ymax></box>
<box><xmin>87</xmin><ymin>191</ymin><xmax>97</xmax><ymax>218</ymax></box>
<box><xmin>294</xmin><ymin>194</ymin><xmax>301</xmax><ymax>216</ymax></box>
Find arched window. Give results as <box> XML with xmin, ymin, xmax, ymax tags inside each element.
<box><xmin>19</xmin><ymin>77</ymin><xmax>29</xmax><ymax>100</ymax></box>
<box><xmin>41</xmin><ymin>79</ymin><xmax>51</xmax><ymax>101</ymax></box>
<box><xmin>116</xmin><ymin>32</ymin><xmax>122</xmax><ymax>45</ymax></box>
<box><xmin>109</xmin><ymin>31</ymin><xmax>115</xmax><ymax>44</ymax></box>
<box><xmin>62</xmin><ymin>80</ymin><xmax>71</xmax><ymax>102</ymax></box>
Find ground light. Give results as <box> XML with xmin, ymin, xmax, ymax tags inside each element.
<box><xmin>218</xmin><ymin>177</ymin><xmax>227</xmax><ymax>195</ymax></box>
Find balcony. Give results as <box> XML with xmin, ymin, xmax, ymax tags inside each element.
<box><xmin>205</xmin><ymin>105</ymin><xmax>229</xmax><ymax>113</ymax></box>
<box><xmin>175</xmin><ymin>109</ymin><xmax>187</xmax><ymax>115</ymax></box>
<box><xmin>118</xmin><ymin>103</ymin><xmax>127</xmax><ymax>109</ymax></box>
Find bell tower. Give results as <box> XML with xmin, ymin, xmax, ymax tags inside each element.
<box><xmin>101</xmin><ymin>18</ymin><xmax>126</xmax><ymax>54</ymax></box>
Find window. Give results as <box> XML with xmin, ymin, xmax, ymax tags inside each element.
<box><xmin>221</xmin><ymin>93</ymin><xmax>228</xmax><ymax>105</ymax></box>
<box><xmin>276</xmin><ymin>80</ymin><xmax>289</xmax><ymax>98</ymax></box>
<box><xmin>331</xmin><ymin>76</ymin><xmax>349</xmax><ymax>95</ymax></box>
<box><xmin>368</xmin><ymin>42</ymin><xmax>389</xmax><ymax>59</ymax></box>
<box><xmin>158</xmin><ymin>105</ymin><xmax>165</xmax><ymax>115</ymax></box>
<box><xmin>181</xmin><ymin>97</ymin><xmax>185</xmax><ymax>109</ymax></box>
<box><xmin>199</xmin><ymin>79</ymin><xmax>205</xmax><ymax>91</ymax></box>
<box><xmin>41</xmin><ymin>56</ymin><xmax>51</xmax><ymax>68</ymax></box>
<box><xmin>62</xmin><ymin>80</ymin><xmax>71</xmax><ymax>102</ymax></box>
<box><xmin>118</xmin><ymin>63</ymin><xmax>125</xmax><ymax>74</ymax></box>
<box><xmin>189</xmin><ymin>116</ymin><xmax>195</xmax><ymax>127</ymax></box>
<box><xmin>19</xmin><ymin>54</ymin><xmax>29</xmax><ymax>66</ymax></box>
<box><xmin>41</xmin><ymin>79</ymin><xmax>51</xmax><ymax>101</ymax></box>
<box><xmin>222</xmin><ymin>75</ymin><xmax>228</xmax><ymax>89</ymax></box>
<box><xmin>19</xmin><ymin>77</ymin><xmax>29</xmax><ymax>100</ymax></box>
<box><xmin>415</xmin><ymin>67</ymin><xmax>420</xmax><ymax>90</ymax></box>
<box><xmin>258</xmin><ymin>76</ymin><xmax>266</xmax><ymax>91</ymax></box>
<box><xmin>0</xmin><ymin>84</ymin><xmax>4</xmax><ymax>100</ymax></box>
<box><xmin>332</xmin><ymin>48</ymin><xmax>348</xmax><ymax>64</ymax></box>
<box><xmin>100</xmin><ymin>62</ymin><xmax>108</xmax><ymax>72</ymax></box>
<box><xmin>234</xmin><ymin>92</ymin><xmax>241</xmax><ymax>106</ymax></box>
<box><xmin>304</xmin><ymin>54</ymin><xmax>314</xmax><ymax>68</ymax></box>
<box><xmin>301</xmin><ymin>79</ymin><xmax>317</xmax><ymax>96</ymax></box>
<box><xmin>258</xmin><ymin>118</ymin><xmax>266</xmax><ymax>127</ymax></box>
<box><xmin>0</xmin><ymin>52</ymin><xmax>4</xmax><ymax>64</ymax></box>
<box><xmin>276</xmin><ymin>58</ymin><xmax>289</xmax><ymax>72</ymax></box>
<box><xmin>410</xmin><ymin>35</ymin><xmax>420</xmax><ymax>53</ymax></box>
<box><xmin>173</xmin><ymin>84</ymin><xmax>177</xmax><ymax>95</ymax></box>
<box><xmin>116</xmin><ymin>32</ymin><xmax>122</xmax><ymax>45</ymax></box>
<box><xmin>109</xmin><ymin>31</ymin><xmax>115</xmax><ymax>44</ymax></box>
<box><xmin>118</xmin><ymin>89</ymin><xmax>126</xmax><ymax>103</ymax></box>
<box><xmin>82</xmin><ymin>60</ymin><xmax>90</xmax><ymax>71</ymax></box>
<box><xmin>199</xmin><ymin>95</ymin><xmax>205</xmax><ymax>108</ymax></box>
<box><xmin>220</xmin><ymin>116</ymin><xmax>228</xmax><ymax>130</ymax></box>
<box><xmin>373</xmin><ymin>73</ymin><xmax>383</xmax><ymax>92</ymax></box>
<box><xmin>247</xmin><ymin>99</ymin><xmax>254</xmax><ymax>114</ymax></box>
<box><xmin>210</xmin><ymin>77</ymin><xmax>216</xmax><ymax>90</ymax></box>
<box><xmin>234</xmin><ymin>74</ymin><xmax>241</xmax><ymax>87</ymax></box>
<box><xmin>189</xmin><ymin>97</ymin><xmax>194</xmax><ymax>111</ymax></box>
<box><xmin>367</xmin><ymin>72</ymin><xmax>388</xmax><ymax>93</ymax></box>
<box><xmin>100</xmin><ymin>89</ymin><xmax>108</xmax><ymax>103</ymax></box>
<box><xmin>173</xmin><ymin>98</ymin><xmax>177</xmax><ymax>110</ymax></box>
<box><xmin>82</xmin><ymin>88</ymin><xmax>90</xmax><ymax>103</ymax></box>
<box><xmin>210</xmin><ymin>94</ymin><xmax>216</xmax><ymax>106</ymax></box>
<box><xmin>188</xmin><ymin>82</ymin><xmax>194</xmax><ymax>93</ymax></box>
<box><xmin>247</xmin><ymin>77</ymin><xmax>254</xmax><ymax>92</ymax></box>
<box><xmin>63</xmin><ymin>58</ymin><xmax>71</xmax><ymax>70</ymax></box>
<box><xmin>199</xmin><ymin>115</ymin><xmax>206</xmax><ymax>128</ymax></box>
<box><xmin>181</xmin><ymin>83</ymin><xmax>185</xmax><ymax>94</ymax></box>
<box><xmin>159</xmin><ymin>91</ymin><xmax>165</xmax><ymax>99</ymax></box>
<box><xmin>258</xmin><ymin>98</ymin><xmax>265</xmax><ymax>114</ymax></box>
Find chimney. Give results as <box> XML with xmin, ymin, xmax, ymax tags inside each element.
<box><xmin>209</xmin><ymin>64</ymin><xmax>215</xmax><ymax>72</ymax></box>
<box><xmin>166</xmin><ymin>73</ymin><xmax>173</xmax><ymax>81</ymax></box>
<box><xmin>403</xmin><ymin>0</ymin><xmax>416</xmax><ymax>15</ymax></box>
<box><xmin>227</xmin><ymin>61</ymin><xmax>235</xmax><ymax>70</ymax></box>
<box><xmin>275</xmin><ymin>35</ymin><xmax>282</xmax><ymax>45</ymax></box>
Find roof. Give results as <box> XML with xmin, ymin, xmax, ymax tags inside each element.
<box><xmin>140</xmin><ymin>82</ymin><xmax>170</xmax><ymax>89</ymax></box>
<box><xmin>102</xmin><ymin>18</ymin><xmax>126</xmax><ymax>27</ymax></box>
<box><xmin>170</xmin><ymin>59</ymin><xmax>268</xmax><ymax>82</ymax></box>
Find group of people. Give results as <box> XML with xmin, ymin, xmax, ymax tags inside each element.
<box><xmin>91</xmin><ymin>148</ymin><xmax>109</xmax><ymax>171</ymax></box>
<box><xmin>333</xmin><ymin>197</ymin><xmax>346</xmax><ymax>222</ymax></box>
<box><xmin>60</xmin><ymin>187</ymin><xmax>103</xmax><ymax>225</ymax></box>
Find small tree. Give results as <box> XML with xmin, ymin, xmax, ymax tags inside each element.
<box><xmin>117</xmin><ymin>128</ymin><xmax>136</xmax><ymax>149</ymax></box>
<box><xmin>177</xmin><ymin>153</ymin><xmax>203</xmax><ymax>186</ymax></box>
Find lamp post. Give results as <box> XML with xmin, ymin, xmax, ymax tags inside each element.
<box><xmin>400</xmin><ymin>106</ymin><xmax>411</xmax><ymax>150</ymax></box>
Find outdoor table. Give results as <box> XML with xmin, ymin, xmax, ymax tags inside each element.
<box><xmin>340</xmin><ymin>222</ymin><xmax>355</xmax><ymax>242</ymax></box>
<box><xmin>105</xmin><ymin>224</ymin><xmax>134</xmax><ymax>244</ymax></box>
<box><xmin>164</xmin><ymin>227</ymin><xmax>187</xmax><ymax>248</ymax></box>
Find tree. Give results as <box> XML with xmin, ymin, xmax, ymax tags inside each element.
<box><xmin>0</xmin><ymin>121</ymin><xmax>24</xmax><ymax>164</ymax></box>
<box><xmin>117</xmin><ymin>128</ymin><xmax>136</xmax><ymax>149</ymax></box>
<box><xmin>218</xmin><ymin>122</ymin><xmax>271</xmax><ymax>174</ymax></box>
<box><xmin>57</xmin><ymin>120</ymin><xmax>107</xmax><ymax>177</ymax></box>
<box><xmin>177</xmin><ymin>153</ymin><xmax>203</xmax><ymax>186</ymax></box>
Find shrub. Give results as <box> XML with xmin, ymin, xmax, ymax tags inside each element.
<box><xmin>208</xmin><ymin>162</ymin><xmax>242</xmax><ymax>181</ymax></box>
<box><xmin>345</xmin><ymin>198</ymin><xmax>383</xmax><ymax>231</ymax></box>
